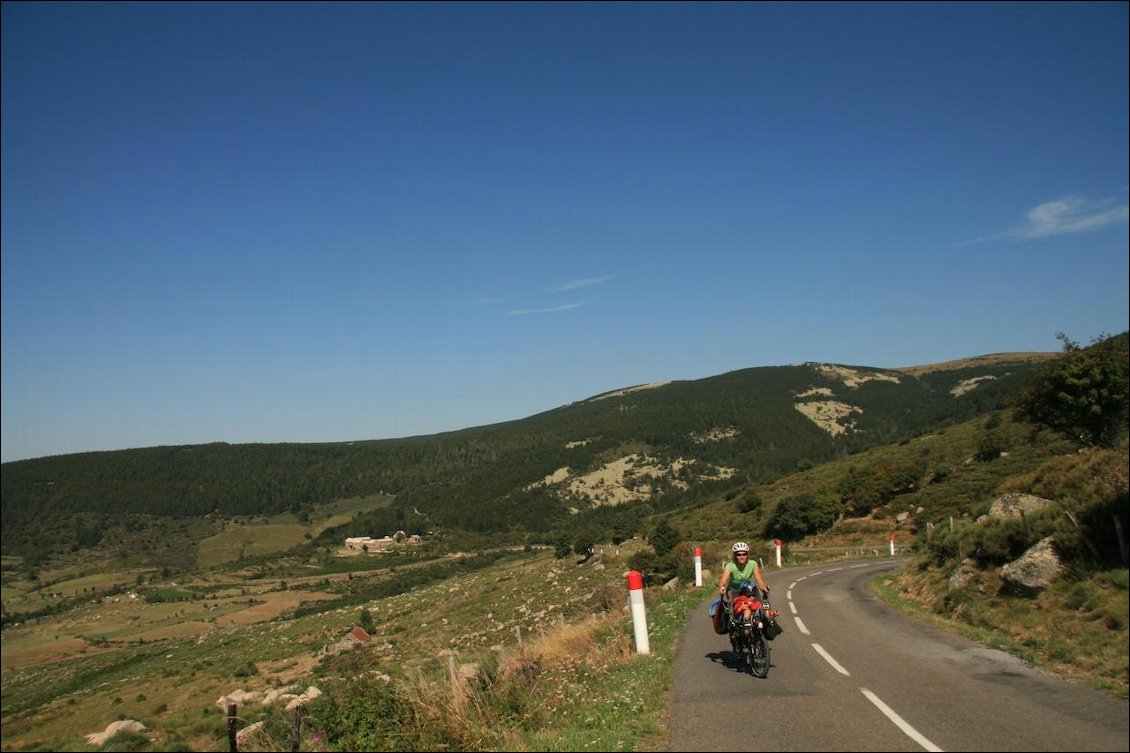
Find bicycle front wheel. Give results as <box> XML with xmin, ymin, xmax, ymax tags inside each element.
<box><xmin>750</xmin><ymin>635</ymin><xmax>770</xmax><ymax>678</ymax></box>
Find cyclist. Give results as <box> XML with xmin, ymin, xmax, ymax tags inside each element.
<box><xmin>718</xmin><ymin>541</ymin><xmax>769</xmax><ymax>623</ymax></box>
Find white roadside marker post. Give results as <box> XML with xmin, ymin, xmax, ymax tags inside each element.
<box><xmin>889</xmin><ymin>534</ymin><xmax>896</xmax><ymax>557</ymax></box>
<box><xmin>627</xmin><ymin>570</ymin><xmax>650</xmax><ymax>655</ymax></box>
<box><xmin>774</xmin><ymin>538</ymin><xmax>783</xmax><ymax>568</ymax></box>
<box><xmin>694</xmin><ymin>547</ymin><xmax>703</xmax><ymax>587</ymax></box>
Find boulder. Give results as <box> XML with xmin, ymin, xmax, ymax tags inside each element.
<box><xmin>235</xmin><ymin>721</ymin><xmax>266</xmax><ymax>748</ymax></box>
<box><xmin>988</xmin><ymin>493</ymin><xmax>1054</xmax><ymax>521</ymax></box>
<box><xmin>86</xmin><ymin>720</ymin><xmax>146</xmax><ymax>747</ymax></box>
<box><xmin>261</xmin><ymin>685</ymin><xmax>300</xmax><ymax>705</ymax></box>
<box><xmin>946</xmin><ymin>558</ymin><xmax>978</xmax><ymax>593</ymax></box>
<box><xmin>215</xmin><ymin>689</ymin><xmax>262</xmax><ymax>710</ymax></box>
<box><xmin>284</xmin><ymin>686</ymin><xmax>323</xmax><ymax>712</ymax></box>
<box><xmin>1000</xmin><ymin>537</ymin><xmax>1063</xmax><ymax>595</ymax></box>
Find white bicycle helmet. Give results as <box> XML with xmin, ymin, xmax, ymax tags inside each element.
<box><xmin>731</xmin><ymin>541</ymin><xmax>750</xmax><ymax>553</ymax></box>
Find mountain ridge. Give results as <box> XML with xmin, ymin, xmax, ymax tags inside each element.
<box><xmin>0</xmin><ymin>351</ymin><xmax>1055</xmax><ymax>567</ymax></box>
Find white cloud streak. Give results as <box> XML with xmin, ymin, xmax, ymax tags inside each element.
<box><xmin>1017</xmin><ymin>197</ymin><xmax>1128</xmax><ymax>238</ymax></box>
<box><xmin>964</xmin><ymin>194</ymin><xmax>1128</xmax><ymax>244</ymax></box>
<box><xmin>552</xmin><ymin>276</ymin><xmax>611</xmax><ymax>292</ymax></box>
<box><xmin>505</xmin><ymin>302</ymin><xmax>585</xmax><ymax>316</ymax></box>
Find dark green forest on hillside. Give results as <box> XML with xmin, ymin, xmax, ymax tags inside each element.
<box><xmin>0</xmin><ymin>355</ymin><xmax>1060</xmax><ymax>564</ymax></box>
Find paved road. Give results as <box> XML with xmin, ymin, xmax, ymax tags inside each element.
<box><xmin>668</xmin><ymin>559</ymin><xmax>1129</xmax><ymax>751</ymax></box>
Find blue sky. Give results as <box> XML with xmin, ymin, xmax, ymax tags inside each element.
<box><xmin>2</xmin><ymin>2</ymin><xmax>1127</xmax><ymax>463</ymax></box>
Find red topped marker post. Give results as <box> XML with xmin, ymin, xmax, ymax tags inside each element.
<box><xmin>627</xmin><ymin>570</ymin><xmax>650</xmax><ymax>655</ymax></box>
<box><xmin>774</xmin><ymin>539</ymin><xmax>783</xmax><ymax>568</ymax></box>
<box><xmin>693</xmin><ymin>547</ymin><xmax>703</xmax><ymax>587</ymax></box>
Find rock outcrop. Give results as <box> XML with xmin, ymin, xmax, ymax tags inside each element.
<box><xmin>988</xmin><ymin>493</ymin><xmax>1054</xmax><ymax>520</ymax></box>
<box><xmin>1000</xmin><ymin>536</ymin><xmax>1063</xmax><ymax>595</ymax></box>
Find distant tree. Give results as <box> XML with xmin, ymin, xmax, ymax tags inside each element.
<box><xmin>359</xmin><ymin>608</ymin><xmax>375</xmax><ymax>633</ymax></box>
<box><xmin>736</xmin><ymin>490</ymin><xmax>763</xmax><ymax>514</ymax></box>
<box><xmin>764</xmin><ymin>494</ymin><xmax>842</xmax><ymax>540</ymax></box>
<box><xmin>1016</xmin><ymin>332</ymin><xmax>1129</xmax><ymax>448</ymax></box>
<box><xmin>572</xmin><ymin>531</ymin><xmax>595</xmax><ymax>560</ymax></box>
<box><xmin>649</xmin><ymin>519</ymin><xmax>681</xmax><ymax>557</ymax></box>
<box><xmin>553</xmin><ymin>535</ymin><xmax>572</xmax><ymax>559</ymax></box>
<box><xmin>627</xmin><ymin>550</ymin><xmax>658</xmax><ymax>582</ymax></box>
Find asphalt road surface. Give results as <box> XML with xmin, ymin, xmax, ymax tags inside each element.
<box><xmin>668</xmin><ymin>559</ymin><xmax>1128</xmax><ymax>751</ymax></box>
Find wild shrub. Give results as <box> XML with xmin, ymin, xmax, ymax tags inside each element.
<box><xmin>924</xmin><ymin>523</ymin><xmax>970</xmax><ymax>565</ymax></box>
<box><xmin>969</xmin><ymin>517</ymin><xmax>1033</xmax><ymax>566</ymax></box>
<box><xmin>1096</xmin><ymin>569</ymin><xmax>1129</xmax><ymax>590</ymax></box>
<box><xmin>232</xmin><ymin>660</ymin><xmax>258</xmax><ymax>678</ymax></box>
<box><xmin>976</xmin><ymin>430</ymin><xmax>1007</xmax><ymax>462</ymax></box>
<box><xmin>307</xmin><ymin>677</ymin><xmax>420</xmax><ymax>751</ymax></box>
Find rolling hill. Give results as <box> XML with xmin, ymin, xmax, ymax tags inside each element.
<box><xmin>1</xmin><ymin>353</ymin><xmax>1053</xmax><ymax>571</ymax></box>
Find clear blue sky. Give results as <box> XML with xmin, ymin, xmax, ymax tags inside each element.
<box><xmin>3</xmin><ymin>2</ymin><xmax>1127</xmax><ymax>463</ymax></box>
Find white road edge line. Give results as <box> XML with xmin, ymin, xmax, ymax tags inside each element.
<box><xmin>786</xmin><ymin>589</ymin><xmax>793</xmax><ymax>600</ymax></box>
<box><xmin>860</xmin><ymin>688</ymin><xmax>943</xmax><ymax>752</ymax></box>
<box><xmin>811</xmin><ymin>643</ymin><xmax>850</xmax><ymax>675</ymax></box>
<box><xmin>794</xmin><ymin>617</ymin><xmax>810</xmax><ymax>635</ymax></box>
<box><xmin>788</xmin><ymin>601</ymin><xmax>797</xmax><ymax>614</ymax></box>
<box><xmin>813</xmin><ymin>637</ymin><xmax>849</xmax><ymax>673</ymax></box>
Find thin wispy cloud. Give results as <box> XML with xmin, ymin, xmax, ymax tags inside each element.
<box><xmin>505</xmin><ymin>302</ymin><xmax>585</xmax><ymax>316</ymax></box>
<box><xmin>963</xmin><ymin>194</ymin><xmax>1129</xmax><ymax>244</ymax></box>
<box><xmin>552</xmin><ymin>276</ymin><xmax>611</xmax><ymax>292</ymax></box>
<box><xmin>472</xmin><ymin>297</ymin><xmax>504</xmax><ymax>305</ymax></box>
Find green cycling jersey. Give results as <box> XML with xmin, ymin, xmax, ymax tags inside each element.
<box><xmin>723</xmin><ymin>560</ymin><xmax>759</xmax><ymax>590</ymax></box>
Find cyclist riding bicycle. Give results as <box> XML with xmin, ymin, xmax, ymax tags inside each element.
<box><xmin>718</xmin><ymin>541</ymin><xmax>769</xmax><ymax>624</ymax></box>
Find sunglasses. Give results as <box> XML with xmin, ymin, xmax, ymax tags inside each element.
<box><xmin>735</xmin><ymin>553</ymin><xmax>748</xmax><ymax>557</ymax></box>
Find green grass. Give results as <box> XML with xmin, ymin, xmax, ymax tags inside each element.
<box><xmin>0</xmin><ymin>546</ymin><xmax>705</xmax><ymax>752</ymax></box>
<box><xmin>197</xmin><ymin>523</ymin><xmax>314</xmax><ymax>568</ymax></box>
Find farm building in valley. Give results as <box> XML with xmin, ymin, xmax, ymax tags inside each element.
<box><xmin>344</xmin><ymin>531</ymin><xmax>421</xmax><ymax>551</ymax></box>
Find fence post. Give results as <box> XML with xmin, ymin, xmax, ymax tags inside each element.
<box><xmin>291</xmin><ymin>706</ymin><xmax>303</xmax><ymax>752</ymax></box>
<box><xmin>627</xmin><ymin>570</ymin><xmax>650</xmax><ymax>655</ymax></box>
<box><xmin>227</xmin><ymin>703</ymin><xmax>238</xmax><ymax>753</ymax></box>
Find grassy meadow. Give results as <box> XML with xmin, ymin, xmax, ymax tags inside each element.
<box><xmin>1</xmin><ymin>540</ymin><xmax>703</xmax><ymax>752</ymax></box>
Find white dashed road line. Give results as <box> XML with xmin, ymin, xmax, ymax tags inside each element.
<box><xmin>789</xmin><ymin>562</ymin><xmax>944</xmax><ymax>751</ymax></box>
<box><xmin>811</xmin><ymin>643</ymin><xmax>851</xmax><ymax>675</ymax></box>
<box><xmin>861</xmin><ymin>689</ymin><xmax>944</xmax><ymax>752</ymax></box>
